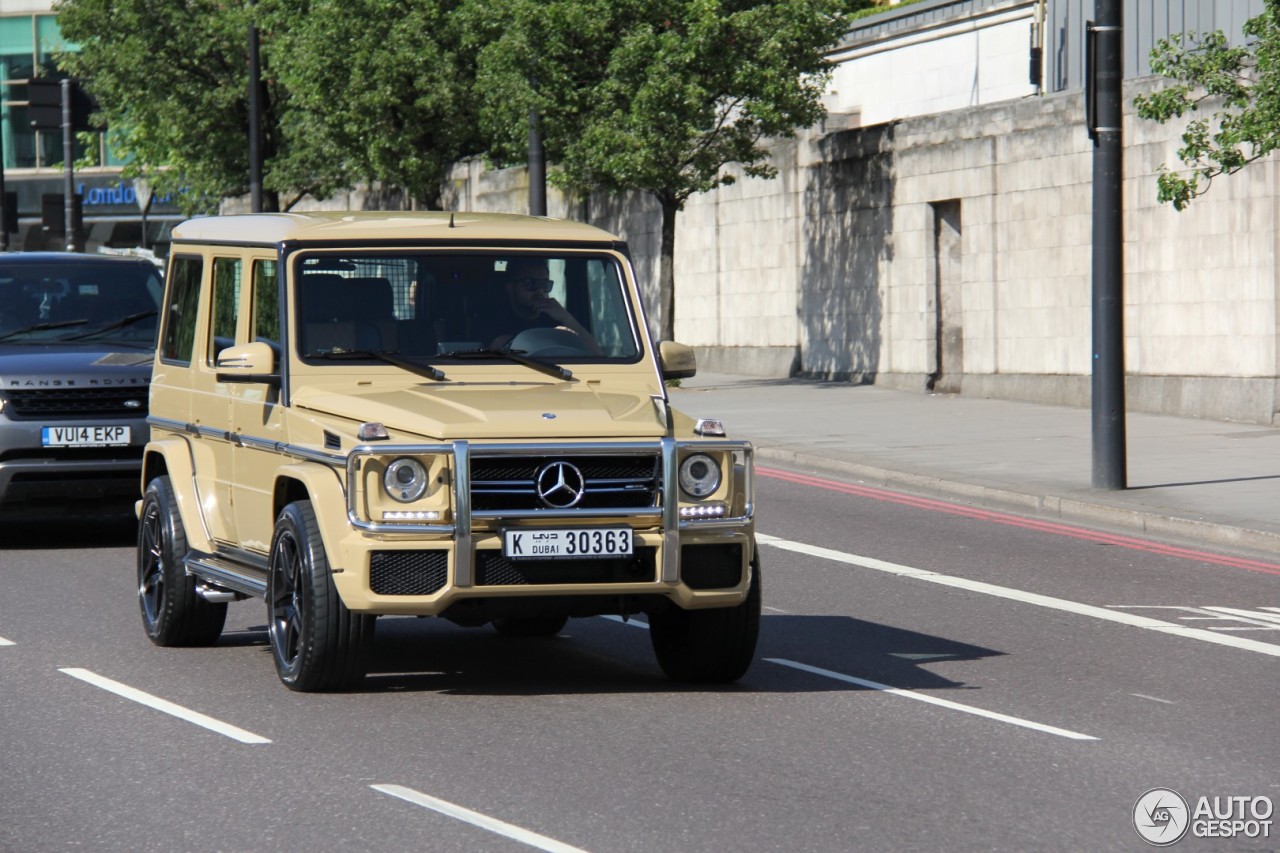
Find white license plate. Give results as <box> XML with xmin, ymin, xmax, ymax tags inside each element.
<box><xmin>41</xmin><ymin>425</ymin><xmax>131</xmax><ymax>447</ymax></box>
<box><xmin>503</xmin><ymin>528</ymin><xmax>633</xmax><ymax>560</ymax></box>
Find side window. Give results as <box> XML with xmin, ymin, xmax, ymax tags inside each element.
<box><xmin>208</xmin><ymin>257</ymin><xmax>241</xmax><ymax>364</ymax></box>
<box><xmin>586</xmin><ymin>259</ymin><xmax>639</xmax><ymax>358</ymax></box>
<box><xmin>161</xmin><ymin>255</ymin><xmax>203</xmax><ymax>364</ymax></box>
<box><xmin>251</xmin><ymin>259</ymin><xmax>279</xmax><ymax>349</ymax></box>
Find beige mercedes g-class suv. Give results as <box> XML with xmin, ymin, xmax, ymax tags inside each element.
<box><xmin>137</xmin><ymin>211</ymin><xmax>758</xmax><ymax>691</ymax></box>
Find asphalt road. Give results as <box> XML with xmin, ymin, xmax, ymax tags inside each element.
<box><xmin>1</xmin><ymin>465</ymin><xmax>1277</xmax><ymax>852</ymax></box>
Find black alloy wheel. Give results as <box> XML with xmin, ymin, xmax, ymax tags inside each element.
<box><xmin>267</xmin><ymin>500</ymin><xmax>374</xmax><ymax>692</ymax></box>
<box><xmin>137</xmin><ymin>476</ymin><xmax>227</xmax><ymax>646</ymax></box>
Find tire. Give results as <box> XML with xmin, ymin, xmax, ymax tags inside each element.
<box><xmin>649</xmin><ymin>556</ymin><xmax>761</xmax><ymax>683</ymax></box>
<box><xmin>267</xmin><ymin>500</ymin><xmax>374</xmax><ymax>692</ymax></box>
<box><xmin>136</xmin><ymin>476</ymin><xmax>227</xmax><ymax>646</ymax></box>
<box><xmin>492</xmin><ymin>615</ymin><xmax>569</xmax><ymax>638</ymax></box>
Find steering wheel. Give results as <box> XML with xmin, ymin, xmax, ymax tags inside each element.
<box><xmin>508</xmin><ymin>327</ymin><xmax>590</xmax><ymax>357</ymax></box>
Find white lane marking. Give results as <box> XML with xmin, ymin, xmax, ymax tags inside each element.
<box><xmin>1131</xmin><ymin>693</ymin><xmax>1175</xmax><ymax>705</ymax></box>
<box><xmin>757</xmin><ymin>534</ymin><xmax>1280</xmax><ymax>658</ymax></box>
<box><xmin>59</xmin><ymin>668</ymin><xmax>270</xmax><ymax>744</ymax></box>
<box><xmin>766</xmin><ymin>658</ymin><xmax>1097</xmax><ymax>741</ymax></box>
<box><xmin>600</xmin><ymin>615</ymin><xmax>648</xmax><ymax>629</ymax></box>
<box><xmin>372</xmin><ymin>784</ymin><xmax>590</xmax><ymax>853</ymax></box>
<box><xmin>1203</xmin><ymin>606</ymin><xmax>1280</xmax><ymax>627</ymax></box>
<box><xmin>0</xmin><ymin>636</ymin><xmax>14</xmax><ymax>646</ymax></box>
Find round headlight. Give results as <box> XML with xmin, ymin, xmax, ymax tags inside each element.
<box><xmin>679</xmin><ymin>453</ymin><xmax>722</xmax><ymax>499</ymax></box>
<box><xmin>383</xmin><ymin>457</ymin><xmax>428</xmax><ymax>503</ymax></box>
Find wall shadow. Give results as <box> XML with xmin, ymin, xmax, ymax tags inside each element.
<box><xmin>798</xmin><ymin>123</ymin><xmax>895</xmax><ymax>382</ymax></box>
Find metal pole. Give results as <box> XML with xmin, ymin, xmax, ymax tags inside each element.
<box><xmin>528</xmin><ymin>109</ymin><xmax>546</xmax><ymax>217</ymax></box>
<box><xmin>248</xmin><ymin>20</ymin><xmax>263</xmax><ymax>213</ymax></box>
<box><xmin>1090</xmin><ymin>0</ymin><xmax>1126</xmax><ymax>489</ymax></box>
<box><xmin>0</xmin><ymin>97</ymin><xmax>8</xmax><ymax>253</ymax></box>
<box><xmin>61</xmin><ymin>78</ymin><xmax>77</xmax><ymax>252</ymax></box>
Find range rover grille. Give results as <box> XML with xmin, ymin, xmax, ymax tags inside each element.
<box><xmin>470</xmin><ymin>454</ymin><xmax>660</xmax><ymax>512</ymax></box>
<box><xmin>476</xmin><ymin>547</ymin><xmax>656</xmax><ymax>586</ymax></box>
<box><xmin>3</xmin><ymin>386</ymin><xmax>149</xmax><ymax>419</ymax></box>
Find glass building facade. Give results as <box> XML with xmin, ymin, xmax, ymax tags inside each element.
<box><xmin>1</xmin><ymin>4</ymin><xmax>178</xmax><ymax>253</ymax></box>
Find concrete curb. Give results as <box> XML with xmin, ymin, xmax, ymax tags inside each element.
<box><xmin>754</xmin><ymin>446</ymin><xmax>1280</xmax><ymax>556</ymax></box>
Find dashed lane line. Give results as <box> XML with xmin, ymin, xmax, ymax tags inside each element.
<box><xmin>757</xmin><ymin>533</ymin><xmax>1280</xmax><ymax>658</ymax></box>
<box><xmin>372</xmin><ymin>784</ymin><xmax>590</xmax><ymax>853</ymax></box>
<box><xmin>59</xmin><ymin>668</ymin><xmax>270</xmax><ymax>744</ymax></box>
<box><xmin>766</xmin><ymin>658</ymin><xmax>1098</xmax><ymax>740</ymax></box>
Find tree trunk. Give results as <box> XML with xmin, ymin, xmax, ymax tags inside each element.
<box><xmin>658</xmin><ymin>195</ymin><xmax>678</xmax><ymax>342</ymax></box>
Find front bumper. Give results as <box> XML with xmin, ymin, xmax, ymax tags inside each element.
<box><xmin>0</xmin><ymin>416</ymin><xmax>147</xmax><ymax>508</ymax></box>
<box><xmin>325</xmin><ymin>438</ymin><xmax>755</xmax><ymax>615</ymax></box>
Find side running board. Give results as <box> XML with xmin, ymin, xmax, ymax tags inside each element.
<box><xmin>184</xmin><ymin>551</ymin><xmax>269</xmax><ymax>600</ymax></box>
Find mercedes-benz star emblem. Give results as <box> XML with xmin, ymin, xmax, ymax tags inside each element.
<box><xmin>535</xmin><ymin>461</ymin><xmax>586</xmax><ymax>508</ymax></box>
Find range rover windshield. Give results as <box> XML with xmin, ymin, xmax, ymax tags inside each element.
<box><xmin>294</xmin><ymin>252</ymin><xmax>642</xmax><ymax>364</ymax></box>
<box><xmin>0</xmin><ymin>261</ymin><xmax>163</xmax><ymax>345</ymax></box>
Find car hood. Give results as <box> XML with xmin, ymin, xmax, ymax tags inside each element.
<box><xmin>294</xmin><ymin>382</ymin><xmax>668</xmax><ymax>440</ymax></box>
<box><xmin>0</xmin><ymin>342</ymin><xmax>153</xmax><ymax>389</ymax></box>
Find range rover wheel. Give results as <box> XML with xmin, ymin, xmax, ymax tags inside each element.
<box><xmin>649</xmin><ymin>556</ymin><xmax>761</xmax><ymax>683</ymax></box>
<box><xmin>492</xmin><ymin>615</ymin><xmax>569</xmax><ymax>638</ymax></box>
<box><xmin>268</xmin><ymin>500</ymin><xmax>374</xmax><ymax>692</ymax></box>
<box><xmin>137</xmin><ymin>476</ymin><xmax>227</xmax><ymax>646</ymax></box>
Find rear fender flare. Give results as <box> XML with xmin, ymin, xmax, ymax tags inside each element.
<box><xmin>141</xmin><ymin>436</ymin><xmax>214</xmax><ymax>554</ymax></box>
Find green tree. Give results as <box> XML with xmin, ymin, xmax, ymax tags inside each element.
<box><xmin>467</xmin><ymin>0</ymin><xmax>852</xmax><ymax>341</ymax></box>
<box><xmin>263</xmin><ymin>0</ymin><xmax>484</xmax><ymax>209</ymax></box>
<box><xmin>58</xmin><ymin>0</ymin><xmax>481</xmax><ymax>214</ymax></box>
<box><xmin>1134</xmin><ymin>1</ymin><xmax>1280</xmax><ymax>210</ymax></box>
<box><xmin>57</xmin><ymin>0</ymin><xmax>283</xmax><ymax>214</ymax></box>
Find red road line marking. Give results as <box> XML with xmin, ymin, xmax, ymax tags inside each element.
<box><xmin>758</xmin><ymin>466</ymin><xmax>1280</xmax><ymax>576</ymax></box>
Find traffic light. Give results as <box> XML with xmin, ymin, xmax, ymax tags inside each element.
<box><xmin>41</xmin><ymin>193</ymin><xmax>83</xmax><ymax>236</ymax></box>
<box><xmin>26</xmin><ymin>77</ymin><xmax>98</xmax><ymax>132</ymax></box>
<box><xmin>27</xmin><ymin>78</ymin><xmax>62</xmax><ymax>131</ymax></box>
<box><xmin>1</xmin><ymin>192</ymin><xmax>16</xmax><ymax>235</ymax></box>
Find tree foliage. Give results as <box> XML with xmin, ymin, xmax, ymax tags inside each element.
<box><xmin>1134</xmin><ymin>0</ymin><xmax>1280</xmax><ymax>210</ymax></box>
<box><xmin>57</xmin><ymin>0</ymin><xmax>274</xmax><ymax>214</ymax></box>
<box><xmin>56</xmin><ymin>0</ymin><xmax>852</xmax><ymax>337</ymax></box>
<box><xmin>262</xmin><ymin>0</ymin><xmax>483</xmax><ymax>209</ymax></box>
<box><xmin>466</xmin><ymin>0</ymin><xmax>851</xmax><ymax>339</ymax></box>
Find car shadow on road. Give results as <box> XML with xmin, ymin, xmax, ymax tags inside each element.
<box><xmin>336</xmin><ymin>612</ymin><xmax>1003</xmax><ymax>697</ymax></box>
<box><xmin>0</xmin><ymin>509</ymin><xmax>136</xmax><ymax>549</ymax></box>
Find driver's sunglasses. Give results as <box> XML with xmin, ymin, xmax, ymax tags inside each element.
<box><xmin>517</xmin><ymin>276</ymin><xmax>554</xmax><ymax>294</ymax></box>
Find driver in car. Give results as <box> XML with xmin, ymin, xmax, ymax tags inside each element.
<box><xmin>484</xmin><ymin>258</ymin><xmax>602</xmax><ymax>354</ymax></box>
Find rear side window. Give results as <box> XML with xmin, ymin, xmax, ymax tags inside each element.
<box><xmin>251</xmin><ymin>259</ymin><xmax>279</xmax><ymax>348</ymax></box>
<box><xmin>162</xmin><ymin>255</ymin><xmax>203</xmax><ymax>364</ymax></box>
<box><xmin>209</xmin><ymin>257</ymin><xmax>241</xmax><ymax>364</ymax></box>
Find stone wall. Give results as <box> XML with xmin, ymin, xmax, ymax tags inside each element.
<box><xmin>440</xmin><ymin>77</ymin><xmax>1280</xmax><ymax>425</ymax></box>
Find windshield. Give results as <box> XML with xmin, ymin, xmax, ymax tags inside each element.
<box><xmin>293</xmin><ymin>252</ymin><xmax>642</xmax><ymax>364</ymax></box>
<box><xmin>0</xmin><ymin>261</ymin><xmax>164</xmax><ymax>345</ymax></box>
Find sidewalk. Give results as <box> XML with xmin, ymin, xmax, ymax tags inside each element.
<box><xmin>670</xmin><ymin>373</ymin><xmax>1280</xmax><ymax>556</ymax></box>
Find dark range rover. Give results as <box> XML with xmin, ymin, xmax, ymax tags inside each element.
<box><xmin>0</xmin><ymin>253</ymin><xmax>162</xmax><ymax>514</ymax></box>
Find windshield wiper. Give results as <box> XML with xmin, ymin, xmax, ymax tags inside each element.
<box><xmin>304</xmin><ymin>348</ymin><xmax>447</xmax><ymax>382</ymax></box>
<box><xmin>434</xmin><ymin>346</ymin><xmax>573</xmax><ymax>381</ymax></box>
<box><xmin>63</xmin><ymin>310</ymin><xmax>158</xmax><ymax>341</ymax></box>
<box><xmin>0</xmin><ymin>319</ymin><xmax>89</xmax><ymax>343</ymax></box>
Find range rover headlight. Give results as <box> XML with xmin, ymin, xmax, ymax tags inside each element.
<box><xmin>679</xmin><ymin>453</ymin><xmax>722</xmax><ymax>499</ymax></box>
<box><xmin>383</xmin><ymin>457</ymin><xmax>428</xmax><ymax>503</ymax></box>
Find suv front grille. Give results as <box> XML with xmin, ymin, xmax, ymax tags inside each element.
<box><xmin>3</xmin><ymin>386</ymin><xmax>149</xmax><ymax>419</ymax></box>
<box><xmin>470</xmin><ymin>454</ymin><xmax>660</xmax><ymax>512</ymax></box>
